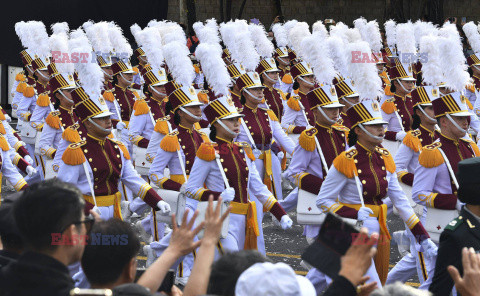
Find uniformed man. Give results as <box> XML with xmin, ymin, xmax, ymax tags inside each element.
<box><xmin>429</xmin><ymin>157</ymin><xmax>480</xmax><ymax>295</ymax></box>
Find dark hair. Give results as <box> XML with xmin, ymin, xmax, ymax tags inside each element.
<box><xmin>143</xmin><ymin>84</ymin><xmax>151</xmax><ymax>98</ymax></box>
<box><xmin>0</xmin><ymin>194</ymin><xmax>23</xmax><ymax>251</ymax></box>
<box><xmin>412</xmin><ymin>106</ymin><xmax>421</xmax><ymax>129</ymax></box>
<box><xmin>416</xmin><ymin>73</ymin><xmax>423</xmax><ymax>86</ymax></box>
<box><xmin>468</xmin><ymin>67</ymin><xmax>473</xmax><ymax>77</ymax></box>
<box><xmin>207</xmin><ymin>250</ymin><xmax>270</xmax><ymax>296</ymax></box>
<box><xmin>348</xmin><ymin>126</ymin><xmax>358</xmax><ymax>147</ymax></box>
<box><xmin>293</xmin><ymin>80</ymin><xmax>299</xmax><ymax>91</ymax></box>
<box><xmin>209</xmin><ymin>124</ymin><xmax>217</xmax><ymax>142</ymax></box>
<box><xmin>173</xmin><ymin>109</ymin><xmax>181</xmax><ymax>126</ymax></box>
<box><xmin>81</xmin><ymin>219</ymin><xmax>140</xmax><ymax>286</ymax></box>
<box><xmin>112</xmin><ymin>74</ymin><xmax>119</xmax><ymax>86</ymax></box>
<box><xmin>390</xmin><ymin>80</ymin><xmax>397</xmax><ymax>93</ymax></box>
<box><xmin>13</xmin><ymin>179</ymin><xmax>84</xmax><ymax>251</ymax></box>
<box><xmin>240</xmin><ymin>93</ymin><xmax>246</xmax><ymax>105</ymax></box>
<box><xmin>165</xmin><ymin>100</ymin><xmax>173</xmax><ymax>115</ymax></box>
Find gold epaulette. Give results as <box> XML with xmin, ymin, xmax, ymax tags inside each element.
<box><xmin>403</xmin><ymin>130</ymin><xmax>422</xmax><ymax>152</ymax></box>
<box><xmin>196</xmin><ymin>142</ymin><xmax>216</xmax><ymax>161</ymax></box>
<box><xmin>418</xmin><ymin>142</ymin><xmax>444</xmax><ymax>168</ymax></box>
<box><xmin>45</xmin><ymin>111</ymin><xmax>61</xmax><ymax>129</ymax></box>
<box><xmin>197</xmin><ymin>90</ymin><xmax>209</xmax><ymax>104</ymax></box>
<box><xmin>62</xmin><ymin>124</ymin><xmax>81</xmax><ymax>143</ymax></box>
<box><xmin>133</xmin><ymin>99</ymin><xmax>150</xmax><ymax>116</ymax></box>
<box><xmin>154</xmin><ymin>117</ymin><xmax>170</xmax><ymax>135</ymax></box>
<box><xmin>108</xmin><ymin>138</ymin><xmax>131</xmax><ymax>160</ymax></box>
<box><xmin>16</xmin><ymin>82</ymin><xmax>26</xmax><ymax>93</ymax></box>
<box><xmin>0</xmin><ymin>135</ymin><xmax>9</xmax><ymax>151</ymax></box>
<box><xmin>381</xmin><ymin>99</ymin><xmax>396</xmax><ymax>114</ymax></box>
<box><xmin>265</xmin><ymin>109</ymin><xmax>279</xmax><ymax>122</ymax></box>
<box><xmin>103</xmin><ymin>90</ymin><xmax>115</xmax><ymax>102</ymax></box>
<box><xmin>276</xmin><ymin>88</ymin><xmax>288</xmax><ymax>100</ymax></box>
<box><xmin>132</xmin><ymin>90</ymin><xmax>140</xmax><ymax>98</ymax></box>
<box><xmin>160</xmin><ymin>131</ymin><xmax>180</xmax><ymax>152</ymax></box>
<box><xmin>282</xmin><ymin>73</ymin><xmax>293</xmax><ymax>84</ymax></box>
<box><xmin>298</xmin><ymin>128</ymin><xmax>317</xmax><ymax>152</ymax></box>
<box><xmin>15</xmin><ymin>72</ymin><xmax>25</xmax><ymax>82</ymax></box>
<box><xmin>375</xmin><ymin>146</ymin><xmax>396</xmax><ymax>173</ymax></box>
<box><xmin>132</xmin><ymin>66</ymin><xmax>139</xmax><ymax>74</ymax></box>
<box><xmin>62</xmin><ymin>141</ymin><xmax>86</xmax><ymax>165</ymax></box>
<box><xmin>23</xmin><ymin>85</ymin><xmax>35</xmax><ymax>98</ymax></box>
<box><xmin>36</xmin><ymin>93</ymin><xmax>50</xmax><ymax>107</ymax></box>
<box><xmin>332</xmin><ymin>124</ymin><xmax>349</xmax><ymax>133</ymax></box>
<box><xmin>287</xmin><ymin>96</ymin><xmax>301</xmax><ymax>111</ymax></box>
<box><xmin>467</xmin><ymin>84</ymin><xmax>476</xmax><ymax>93</ymax></box>
<box><xmin>235</xmin><ymin>142</ymin><xmax>255</xmax><ymax>161</ymax></box>
<box><xmin>0</xmin><ymin>121</ymin><xmax>6</xmax><ymax>135</ymax></box>
<box><xmin>461</xmin><ymin>138</ymin><xmax>480</xmax><ymax>156</ymax></box>
<box><xmin>333</xmin><ymin>148</ymin><xmax>358</xmax><ymax>178</ymax></box>
<box><xmin>198</xmin><ymin>131</ymin><xmax>210</xmax><ymax>143</ymax></box>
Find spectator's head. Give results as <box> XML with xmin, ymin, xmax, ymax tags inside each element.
<box><xmin>81</xmin><ymin>219</ymin><xmax>140</xmax><ymax>289</ymax></box>
<box><xmin>457</xmin><ymin>157</ymin><xmax>480</xmax><ymax>205</ymax></box>
<box><xmin>207</xmin><ymin>250</ymin><xmax>270</xmax><ymax>296</ymax></box>
<box><xmin>370</xmin><ymin>282</ymin><xmax>431</xmax><ymax>295</ymax></box>
<box><xmin>13</xmin><ymin>179</ymin><xmax>87</xmax><ymax>265</ymax></box>
<box><xmin>235</xmin><ymin>262</ymin><xmax>316</xmax><ymax>296</ymax></box>
<box><xmin>0</xmin><ymin>193</ymin><xmax>23</xmax><ymax>254</ymax></box>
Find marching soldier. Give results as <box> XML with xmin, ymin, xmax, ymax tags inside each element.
<box><xmin>227</xmin><ymin>63</ymin><xmax>247</xmax><ymax>109</ymax></box>
<box><xmin>317</xmin><ymin>100</ymin><xmax>437</xmax><ymax>287</ymax></box>
<box><xmin>257</xmin><ymin>57</ymin><xmax>287</xmax><ymax>121</ymax></box>
<box><xmin>429</xmin><ymin>157</ymin><xmax>480</xmax><ymax>295</ymax></box>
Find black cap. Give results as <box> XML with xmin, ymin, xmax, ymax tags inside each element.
<box><xmin>457</xmin><ymin>157</ymin><xmax>480</xmax><ymax>205</ymax></box>
<box><xmin>0</xmin><ymin>193</ymin><xmax>22</xmax><ymax>237</ymax></box>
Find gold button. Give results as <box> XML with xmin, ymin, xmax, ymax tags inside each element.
<box><xmin>243</xmin><ymin>158</ymin><xmax>246</xmax><ymax>161</ymax></box>
<box><xmin>354</xmin><ymin>159</ymin><xmax>358</xmax><ymax>163</ymax></box>
<box><xmin>224</xmin><ymin>168</ymin><xmax>228</xmax><ymax>172</ymax></box>
<box><xmin>248</xmin><ymin>126</ymin><xmax>251</xmax><ymax>129</ymax></box>
<box><xmin>119</xmin><ymin>164</ymin><xmax>122</xmax><ymax>168</ymax></box>
<box><xmin>245</xmin><ymin>120</ymin><xmax>248</xmax><ymax>123</ymax></box>
<box><xmin>246</xmin><ymin>177</ymin><xmax>248</xmax><ymax>181</ymax></box>
<box><xmin>362</xmin><ymin>180</ymin><xmax>366</xmax><ymax>184</ymax></box>
<box><xmin>186</xmin><ymin>160</ymin><xmax>190</xmax><ymax>164</ymax></box>
<box><xmin>357</xmin><ymin>169</ymin><xmax>362</xmax><ymax>174</ymax></box>
<box><xmin>420</xmin><ymin>139</ymin><xmax>423</xmax><ymax>142</ymax></box>
<box><xmin>383</xmin><ymin>177</ymin><xmax>387</xmax><ymax>180</ymax></box>
<box><xmin>79</xmin><ymin>131</ymin><xmax>82</xmax><ymax>134</ymax></box>
<box><xmin>186</xmin><ymin>170</ymin><xmax>190</xmax><ymax>173</ymax></box>
<box><xmin>94</xmin><ymin>168</ymin><xmax>97</xmax><ymax>171</ymax></box>
<box><xmin>401</xmin><ymin>114</ymin><xmax>404</xmax><ymax>117</ymax></box>
<box><xmin>117</xmin><ymin>154</ymin><xmax>120</xmax><ymax>158</ymax></box>
<box><xmin>250</xmin><ymin>132</ymin><xmax>254</xmax><ymax>135</ymax></box>
<box><xmin>342</xmin><ymin>143</ymin><xmax>345</xmax><ymax>147</ymax></box>
<box><xmin>115</xmin><ymin>145</ymin><xmax>118</xmax><ymax>148</ymax></box>
<box><xmin>95</xmin><ymin>178</ymin><xmax>98</xmax><ymax>181</ymax></box>
<box><xmin>178</xmin><ymin>138</ymin><xmax>182</xmax><ymax>141</ymax></box>
<box><xmin>454</xmin><ymin>191</ymin><xmax>458</xmax><ymax>195</ymax></box>
<box><xmin>84</xmin><ymin>149</ymin><xmax>88</xmax><ymax>153</ymax></box>
<box><xmin>88</xmin><ymin>158</ymin><xmax>92</xmax><ymax>162</ymax></box>
<box><xmin>94</xmin><ymin>185</ymin><xmax>98</xmax><ymax>189</ymax></box>
<box><xmin>381</xmin><ymin>166</ymin><xmax>385</xmax><ymax>170</ymax></box>
<box><xmin>240</xmin><ymin>149</ymin><xmax>244</xmax><ymax>153</ymax></box>
<box><xmin>220</xmin><ymin>159</ymin><xmax>224</xmax><ymax>162</ymax></box>
<box><xmin>364</xmin><ymin>191</ymin><xmax>367</xmax><ymax>195</ymax></box>
<box><xmin>246</xmin><ymin>167</ymin><xmax>249</xmax><ymax>171</ymax></box>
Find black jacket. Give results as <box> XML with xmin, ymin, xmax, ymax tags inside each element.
<box><xmin>429</xmin><ymin>207</ymin><xmax>480</xmax><ymax>296</ymax></box>
<box><xmin>0</xmin><ymin>251</ymin><xmax>75</xmax><ymax>296</ymax></box>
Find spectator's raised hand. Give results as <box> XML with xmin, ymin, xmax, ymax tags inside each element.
<box><xmin>169</xmin><ymin>210</ymin><xmax>203</xmax><ymax>256</ymax></box>
<box><xmin>448</xmin><ymin>247</ymin><xmax>480</xmax><ymax>296</ymax></box>
<box><xmin>357</xmin><ymin>276</ymin><xmax>377</xmax><ymax>296</ymax></box>
<box><xmin>338</xmin><ymin>228</ymin><xmax>378</xmax><ymax>287</ymax></box>
<box><xmin>202</xmin><ymin>195</ymin><xmax>231</xmax><ymax>244</ymax></box>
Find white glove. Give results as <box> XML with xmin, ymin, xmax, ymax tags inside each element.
<box><xmin>220</xmin><ymin>187</ymin><xmax>235</xmax><ymax>202</ymax></box>
<box><xmin>357</xmin><ymin>207</ymin><xmax>374</xmax><ymax>222</ymax></box>
<box><xmin>455</xmin><ymin>201</ymin><xmax>463</xmax><ymax>211</ymax></box>
<box><xmin>276</xmin><ymin>151</ymin><xmax>285</xmax><ymax>159</ymax></box>
<box><xmin>116</xmin><ymin>121</ymin><xmax>126</xmax><ymax>131</ymax></box>
<box><xmin>24</xmin><ymin>155</ymin><xmax>33</xmax><ymax>165</ymax></box>
<box><xmin>395</xmin><ymin>131</ymin><xmax>407</xmax><ymax>141</ymax></box>
<box><xmin>157</xmin><ymin>200</ymin><xmax>171</xmax><ymax>215</ymax></box>
<box><xmin>420</xmin><ymin>238</ymin><xmax>438</xmax><ymax>259</ymax></box>
<box><xmin>5</xmin><ymin>114</ymin><xmax>11</xmax><ymax>123</ymax></box>
<box><xmin>280</xmin><ymin>215</ymin><xmax>293</xmax><ymax>230</ymax></box>
<box><xmin>26</xmin><ymin>165</ymin><xmax>37</xmax><ymax>177</ymax></box>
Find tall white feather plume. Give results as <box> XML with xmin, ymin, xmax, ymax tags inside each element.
<box><xmin>312</xmin><ymin>21</ymin><xmax>328</xmax><ymax>39</ymax></box>
<box><xmin>233</xmin><ymin>24</ymin><xmax>260</xmax><ymax>71</ymax></box>
<box><xmin>69</xmin><ymin>29</ymin><xmax>104</xmax><ymax>99</ymax></box>
<box><xmin>27</xmin><ymin>21</ymin><xmax>50</xmax><ymax>58</ymax></box>
<box><xmin>195</xmin><ymin>43</ymin><xmax>231</xmax><ymax>96</ymax></box>
<box><xmin>219</xmin><ymin>21</ymin><xmax>239</xmax><ymax>60</ymax></box>
<box><xmin>163</xmin><ymin>41</ymin><xmax>195</xmax><ymax>86</ymax></box>
<box><xmin>194</xmin><ymin>19</ymin><xmax>221</xmax><ymax>45</ymax></box>
<box><xmin>147</xmin><ymin>19</ymin><xmax>159</xmax><ymax>27</ymax></box>
<box><xmin>130</xmin><ymin>24</ymin><xmax>145</xmax><ymax>47</ymax></box>
<box><xmin>49</xmin><ymin>31</ymin><xmax>74</xmax><ymax>74</ymax></box>
<box><xmin>329</xmin><ymin>22</ymin><xmax>349</xmax><ymax>43</ymax></box>
<box><xmin>384</xmin><ymin>20</ymin><xmax>397</xmax><ymax>47</ymax></box>
<box><xmin>438</xmin><ymin>27</ymin><xmax>470</xmax><ymax>91</ymax></box>
<box><xmin>419</xmin><ymin>35</ymin><xmax>443</xmax><ymax>86</ymax></box>
<box><xmin>249</xmin><ymin>23</ymin><xmax>274</xmax><ymax>58</ymax></box>
<box><xmin>271</xmin><ymin>23</ymin><xmax>288</xmax><ymax>47</ymax></box>
<box><xmin>353</xmin><ymin>17</ymin><xmax>369</xmax><ymax>41</ymax></box>
<box><xmin>15</xmin><ymin>21</ymin><xmax>33</xmax><ymax>49</ymax></box>
<box><xmin>288</xmin><ymin>22</ymin><xmax>311</xmax><ymax>55</ymax></box>
<box><xmin>300</xmin><ymin>33</ymin><xmax>336</xmax><ymax>85</ymax></box>
<box><xmin>159</xmin><ymin>22</ymin><xmax>187</xmax><ymax>45</ymax></box>
<box><xmin>108</xmin><ymin>22</ymin><xmax>133</xmax><ymax>61</ymax></box>
<box><xmin>396</xmin><ymin>22</ymin><xmax>416</xmax><ymax>56</ymax></box>
<box><xmin>365</xmin><ymin>21</ymin><xmax>382</xmax><ymax>52</ymax></box>
<box><xmin>463</xmin><ymin>22</ymin><xmax>480</xmax><ymax>54</ymax></box>
<box><xmin>139</xmin><ymin>27</ymin><xmax>164</xmax><ymax>68</ymax></box>
<box><xmin>346</xmin><ymin>28</ymin><xmax>362</xmax><ymax>43</ymax></box>
<box><xmin>51</xmin><ymin>22</ymin><xmax>69</xmax><ymax>37</ymax></box>
<box><xmin>345</xmin><ymin>41</ymin><xmax>382</xmax><ymax>100</ymax></box>
<box><xmin>283</xmin><ymin>20</ymin><xmax>299</xmax><ymax>47</ymax></box>
<box><xmin>326</xmin><ymin>36</ymin><xmax>349</xmax><ymax>77</ymax></box>
<box><xmin>413</xmin><ymin>21</ymin><xmax>437</xmax><ymax>49</ymax></box>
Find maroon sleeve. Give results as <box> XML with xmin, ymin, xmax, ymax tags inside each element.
<box><xmin>335</xmin><ymin>206</ymin><xmax>359</xmax><ymax>219</ymax></box>
<box><xmin>131</xmin><ymin>83</ymin><xmax>142</xmax><ymax>90</ymax></box>
<box><xmin>269</xmin><ymin>202</ymin><xmax>287</xmax><ymax>221</ymax></box>
<box><xmin>16</xmin><ymin>158</ymin><xmax>29</xmax><ymax>174</ymax></box>
<box><xmin>17</xmin><ymin>146</ymin><xmax>30</xmax><ymax>158</ymax></box>
<box><xmin>385</xmin><ymin>131</ymin><xmax>397</xmax><ymax>141</ymax></box>
<box><xmin>111</xmin><ymin>119</ymin><xmax>119</xmax><ymax>129</ymax></box>
<box><xmin>292</xmin><ymin>126</ymin><xmax>307</xmax><ymax>134</ymax></box>
<box><xmin>433</xmin><ymin>193</ymin><xmax>457</xmax><ymax>210</ymax></box>
<box><xmin>299</xmin><ymin>174</ymin><xmax>324</xmax><ymax>195</ymax></box>
<box><xmin>13</xmin><ymin>132</ymin><xmax>22</xmax><ymax>141</ymax></box>
<box><xmin>410</xmin><ymin>222</ymin><xmax>430</xmax><ymax>243</ymax></box>
<box><xmin>198</xmin><ymin>189</ymin><xmax>222</xmax><ymax>201</ymax></box>
<box><xmin>161</xmin><ymin>179</ymin><xmax>182</xmax><ymax>191</ymax></box>
<box><xmin>400</xmin><ymin>172</ymin><xmax>414</xmax><ymax>186</ymax></box>
<box><xmin>143</xmin><ymin>188</ymin><xmax>163</xmax><ymax>209</ymax></box>
<box><xmin>137</xmin><ymin>138</ymin><xmax>150</xmax><ymax>148</ymax></box>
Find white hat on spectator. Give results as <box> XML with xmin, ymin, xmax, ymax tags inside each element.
<box><xmin>235</xmin><ymin>262</ymin><xmax>316</xmax><ymax>296</ymax></box>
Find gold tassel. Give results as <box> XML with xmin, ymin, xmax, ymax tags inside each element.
<box><xmin>0</xmin><ymin>122</ymin><xmax>6</xmax><ymax>135</ymax></box>
<box><xmin>199</xmin><ymin>131</ymin><xmax>210</xmax><ymax>143</ymax></box>
<box><xmin>470</xmin><ymin>141</ymin><xmax>480</xmax><ymax>156</ymax></box>
<box><xmin>381</xmin><ymin>100</ymin><xmax>396</xmax><ymax>114</ymax></box>
<box><xmin>418</xmin><ymin>143</ymin><xmax>444</xmax><ymax>168</ymax></box>
<box><xmin>132</xmin><ymin>90</ymin><xmax>140</xmax><ymax>98</ymax></box>
<box><xmin>160</xmin><ymin>133</ymin><xmax>180</xmax><ymax>152</ymax></box>
<box><xmin>243</xmin><ymin>145</ymin><xmax>256</xmax><ymax>161</ymax></box>
<box><xmin>117</xmin><ymin>142</ymin><xmax>131</xmax><ymax>160</ymax></box>
<box><xmin>467</xmin><ymin>84</ymin><xmax>476</xmax><ymax>93</ymax></box>
<box><xmin>197</xmin><ymin>91</ymin><xmax>209</xmax><ymax>104</ymax></box>
<box><xmin>403</xmin><ymin>131</ymin><xmax>421</xmax><ymax>152</ymax></box>
<box><xmin>23</xmin><ymin>85</ymin><xmax>35</xmax><ymax>98</ymax></box>
<box><xmin>0</xmin><ymin>135</ymin><xmax>9</xmax><ymax>151</ymax></box>
<box><xmin>132</xmin><ymin>66</ymin><xmax>139</xmax><ymax>74</ymax></box>
<box><xmin>15</xmin><ymin>73</ymin><xmax>25</xmax><ymax>82</ymax></box>
<box><xmin>62</xmin><ymin>127</ymin><xmax>81</xmax><ymax>143</ymax></box>
<box><xmin>45</xmin><ymin>112</ymin><xmax>60</xmax><ymax>129</ymax></box>
<box><xmin>154</xmin><ymin>119</ymin><xmax>169</xmax><ymax>135</ymax></box>
<box><xmin>266</xmin><ymin>109</ymin><xmax>278</xmax><ymax>122</ymax></box>
<box><xmin>196</xmin><ymin>142</ymin><xmax>216</xmax><ymax>161</ymax></box>
<box><xmin>133</xmin><ymin>99</ymin><xmax>150</xmax><ymax>116</ymax></box>
<box><xmin>103</xmin><ymin>91</ymin><xmax>115</xmax><ymax>102</ymax></box>
<box><xmin>108</xmin><ymin>133</ymin><xmax>114</xmax><ymax>139</ymax></box>
<box><xmin>0</xmin><ymin>110</ymin><xmax>6</xmax><ymax>121</ymax></box>
<box><xmin>193</xmin><ymin>64</ymin><xmax>201</xmax><ymax>74</ymax></box>
<box><xmin>62</xmin><ymin>141</ymin><xmax>86</xmax><ymax>165</ymax></box>
<box><xmin>287</xmin><ymin>96</ymin><xmax>301</xmax><ymax>111</ymax></box>
<box><xmin>298</xmin><ymin>128</ymin><xmax>317</xmax><ymax>152</ymax></box>
<box><xmin>194</xmin><ymin>122</ymin><xmax>201</xmax><ymax>130</ymax></box>
<box><xmin>374</xmin><ymin>238</ymin><xmax>390</xmax><ymax>286</ymax></box>
<box><xmin>381</xmin><ymin>150</ymin><xmax>396</xmax><ymax>173</ymax></box>
<box><xmin>466</xmin><ymin>98</ymin><xmax>473</xmax><ymax>110</ymax></box>
<box><xmin>282</xmin><ymin>73</ymin><xmax>293</xmax><ymax>84</ymax></box>
<box><xmin>16</xmin><ymin>82</ymin><xmax>26</xmax><ymax>94</ymax></box>
<box><xmin>36</xmin><ymin>93</ymin><xmax>50</xmax><ymax>107</ymax></box>
<box><xmin>333</xmin><ymin>150</ymin><xmax>358</xmax><ymax>178</ymax></box>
